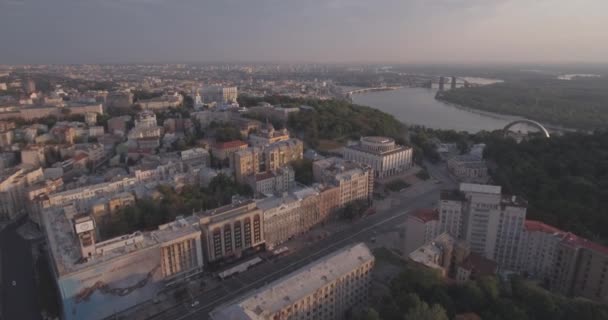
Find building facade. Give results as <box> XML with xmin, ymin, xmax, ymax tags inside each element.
<box><xmin>210</xmin><ymin>243</ymin><xmax>375</xmax><ymax>320</ymax></box>
<box><xmin>343</xmin><ymin>136</ymin><xmax>413</xmax><ymax>179</ymax></box>
<box><xmin>438</xmin><ymin>183</ymin><xmax>527</xmax><ymax>270</ymax></box>
<box><xmin>404</xmin><ymin>209</ymin><xmax>440</xmax><ymax>256</ymax></box>
<box><xmin>198</xmin><ymin>200</ymin><xmax>264</xmax><ymax>264</ymax></box>
<box><xmin>313</xmin><ymin>157</ymin><xmax>373</xmax><ymax>207</ymax></box>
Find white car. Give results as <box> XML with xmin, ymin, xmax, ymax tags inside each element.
<box><xmin>11</xmin><ymin>280</ymin><xmax>16</xmax><ymax>286</ymax></box>
<box><xmin>191</xmin><ymin>301</ymin><xmax>199</xmax><ymax>308</ymax></box>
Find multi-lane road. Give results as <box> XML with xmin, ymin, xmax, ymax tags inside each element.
<box><xmin>141</xmin><ymin>183</ymin><xmax>442</xmax><ymax>320</ymax></box>
<box><xmin>0</xmin><ymin>219</ymin><xmax>42</xmax><ymax>320</ymax></box>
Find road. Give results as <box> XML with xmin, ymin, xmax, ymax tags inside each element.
<box><xmin>0</xmin><ymin>220</ymin><xmax>42</xmax><ymax>320</ymax></box>
<box><xmin>142</xmin><ymin>185</ymin><xmax>441</xmax><ymax>320</ymax></box>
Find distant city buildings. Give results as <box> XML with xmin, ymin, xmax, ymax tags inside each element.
<box><xmin>343</xmin><ymin>136</ymin><xmax>413</xmax><ymax>179</ymax></box>
<box><xmin>210</xmin><ymin>243</ymin><xmax>374</xmax><ymax>320</ymax></box>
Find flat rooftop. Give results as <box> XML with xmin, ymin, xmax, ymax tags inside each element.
<box><xmin>210</xmin><ymin>243</ymin><xmax>374</xmax><ymax>319</ymax></box>
<box><xmin>43</xmin><ymin>207</ymin><xmax>200</xmax><ymax>277</ymax></box>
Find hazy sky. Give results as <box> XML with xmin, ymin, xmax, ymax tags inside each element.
<box><xmin>1</xmin><ymin>0</ymin><xmax>608</xmax><ymax>64</ymax></box>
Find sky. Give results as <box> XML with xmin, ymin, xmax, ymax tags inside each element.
<box><xmin>1</xmin><ymin>0</ymin><xmax>608</xmax><ymax>64</ymax></box>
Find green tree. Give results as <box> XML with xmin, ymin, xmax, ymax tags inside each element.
<box><xmin>404</xmin><ymin>302</ymin><xmax>448</xmax><ymax>320</ymax></box>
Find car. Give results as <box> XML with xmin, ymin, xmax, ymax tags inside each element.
<box><xmin>191</xmin><ymin>301</ymin><xmax>199</xmax><ymax>308</ymax></box>
<box><xmin>370</xmin><ymin>237</ymin><xmax>376</xmax><ymax>243</ymax></box>
<box><xmin>11</xmin><ymin>280</ymin><xmax>16</xmax><ymax>286</ymax></box>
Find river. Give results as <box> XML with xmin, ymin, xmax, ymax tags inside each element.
<box><xmin>351</xmin><ymin>87</ymin><xmax>521</xmax><ymax>133</ymax></box>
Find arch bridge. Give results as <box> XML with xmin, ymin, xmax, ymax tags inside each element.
<box><xmin>503</xmin><ymin>119</ymin><xmax>550</xmax><ymax>138</ymax></box>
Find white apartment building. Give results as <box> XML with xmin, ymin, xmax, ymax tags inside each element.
<box><xmin>438</xmin><ymin>183</ymin><xmax>527</xmax><ymax>270</ymax></box>
<box><xmin>343</xmin><ymin>136</ymin><xmax>413</xmax><ymax>179</ymax></box>
<box><xmin>517</xmin><ymin>220</ymin><xmax>567</xmax><ymax>281</ymax></box>
<box><xmin>210</xmin><ymin>243</ymin><xmax>375</xmax><ymax>320</ymax></box>
<box><xmin>404</xmin><ymin>209</ymin><xmax>440</xmax><ymax>256</ymax></box>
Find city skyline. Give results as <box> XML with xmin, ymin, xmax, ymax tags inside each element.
<box><xmin>1</xmin><ymin>0</ymin><xmax>608</xmax><ymax>65</ymax></box>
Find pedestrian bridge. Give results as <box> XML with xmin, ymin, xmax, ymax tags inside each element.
<box><xmin>503</xmin><ymin>119</ymin><xmax>550</xmax><ymax>138</ymax></box>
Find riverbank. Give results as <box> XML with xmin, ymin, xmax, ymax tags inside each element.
<box><xmin>352</xmin><ymin>86</ymin><xmax>575</xmax><ymax>133</ymax></box>
<box><xmin>436</xmin><ymin>78</ymin><xmax>608</xmax><ymax>130</ymax></box>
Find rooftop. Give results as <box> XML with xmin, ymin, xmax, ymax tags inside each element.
<box><xmin>524</xmin><ymin>220</ymin><xmax>565</xmax><ymax>234</ymax></box>
<box><xmin>458</xmin><ymin>252</ymin><xmax>498</xmax><ymax>276</ymax></box>
<box><xmin>410</xmin><ymin>208</ymin><xmax>439</xmax><ymax>223</ymax></box>
<box><xmin>440</xmin><ymin>189</ymin><xmax>466</xmax><ymax>202</ymax></box>
<box><xmin>361</xmin><ymin>136</ymin><xmax>393</xmax><ymax>144</ymax></box>
<box><xmin>459</xmin><ymin>183</ymin><xmax>501</xmax><ymax>195</ymax></box>
<box><xmin>213</xmin><ymin>140</ymin><xmax>248</xmax><ymax>150</ymax></box>
<box><xmin>561</xmin><ymin>232</ymin><xmax>608</xmax><ymax>256</ymax></box>
<box><xmin>42</xmin><ymin>206</ymin><xmax>157</xmax><ymax>276</ymax></box>
<box><xmin>210</xmin><ymin>243</ymin><xmax>373</xmax><ymax>319</ymax></box>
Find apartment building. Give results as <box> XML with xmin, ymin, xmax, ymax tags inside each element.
<box><xmin>551</xmin><ymin>233</ymin><xmax>608</xmax><ymax>303</ymax></box>
<box><xmin>438</xmin><ymin>183</ymin><xmax>527</xmax><ymax>270</ymax></box>
<box><xmin>210</xmin><ymin>243</ymin><xmax>375</xmax><ymax>320</ymax></box>
<box><xmin>404</xmin><ymin>208</ymin><xmax>440</xmax><ymax>256</ymax></box>
<box><xmin>313</xmin><ymin>157</ymin><xmax>373</xmax><ymax>207</ymax></box>
<box><xmin>247</xmin><ymin>166</ymin><xmax>295</xmax><ymax>196</ymax></box>
<box><xmin>517</xmin><ymin>220</ymin><xmax>566</xmax><ymax>282</ymax></box>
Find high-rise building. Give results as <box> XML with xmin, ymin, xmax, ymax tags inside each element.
<box><xmin>404</xmin><ymin>208</ymin><xmax>440</xmax><ymax>256</ymax></box>
<box><xmin>438</xmin><ymin>183</ymin><xmax>527</xmax><ymax>270</ymax></box>
<box><xmin>551</xmin><ymin>233</ymin><xmax>608</xmax><ymax>303</ymax></box>
<box><xmin>343</xmin><ymin>136</ymin><xmax>413</xmax><ymax>179</ymax></box>
<box><xmin>516</xmin><ymin>220</ymin><xmax>566</xmax><ymax>283</ymax></box>
<box><xmin>210</xmin><ymin>243</ymin><xmax>375</xmax><ymax>320</ymax></box>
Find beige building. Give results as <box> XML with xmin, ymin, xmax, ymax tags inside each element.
<box><xmin>343</xmin><ymin>136</ymin><xmax>413</xmax><ymax>179</ymax></box>
<box><xmin>138</xmin><ymin>94</ymin><xmax>183</xmax><ymax>110</ymax></box>
<box><xmin>313</xmin><ymin>157</ymin><xmax>373</xmax><ymax>207</ymax></box>
<box><xmin>317</xmin><ymin>184</ymin><xmax>341</xmax><ymax>221</ymax></box>
<box><xmin>447</xmin><ymin>155</ymin><xmax>489</xmax><ymax>183</ymax></box>
<box><xmin>248</xmin><ymin>123</ymin><xmax>290</xmax><ymax>147</ymax></box>
<box><xmin>202</xmin><ymin>86</ymin><xmax>238</xmax><ymax>104</ymax></box>
<box><xmin>211</xmin><ymin>140</ymin><xmax>248</xmax><ymax>165</ymax></box>
<box><xmin>153</xmin><ymin>218</ymin><xmax>204</xmax><ymax>280</ymax></box>
<box><xmin>257</xmin><ymin>187</ymin><xmax>321</xmax><ymax>250</ymax></box>
<box><xmin>210</xmin><ymin>243</ymin><xmax>375</xmax><ymax>320</ymax></box>
<box><xmin>90</xmin><ymin>192</ymin><xmax>136</xmax><ymax>224</ymax></box>
<box><xmin>234</xmin><ymin>147</ymin><xmax>261</xmax><ymax>184</ymax></box>
<box><xmin>0</xmin><ymin>167</ymin><xmax>44</xmax><ymax>221</ymax></box>
<box><xmin>198</xmin><ymin>200</ymin><xmax>264</xmax><ymax>263</ymax></box>
<box><xmin>246</xmin><ymin>167</ymin><xmax>295</xmax><ymax>197</ymax></box>
<box><xmin>409</xmin><ymin>233</ymin><xmax>470</xmax><ymax>278</ymax></box>
<box><xmin>21</xmin><ymin>145</ymin><xmax>47</xmax><ymax>168</ymax></box>
<box><xmin>263</xmin><ymin>138</ymin><xmax>303</xmax><ymax>171</ymax></box>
